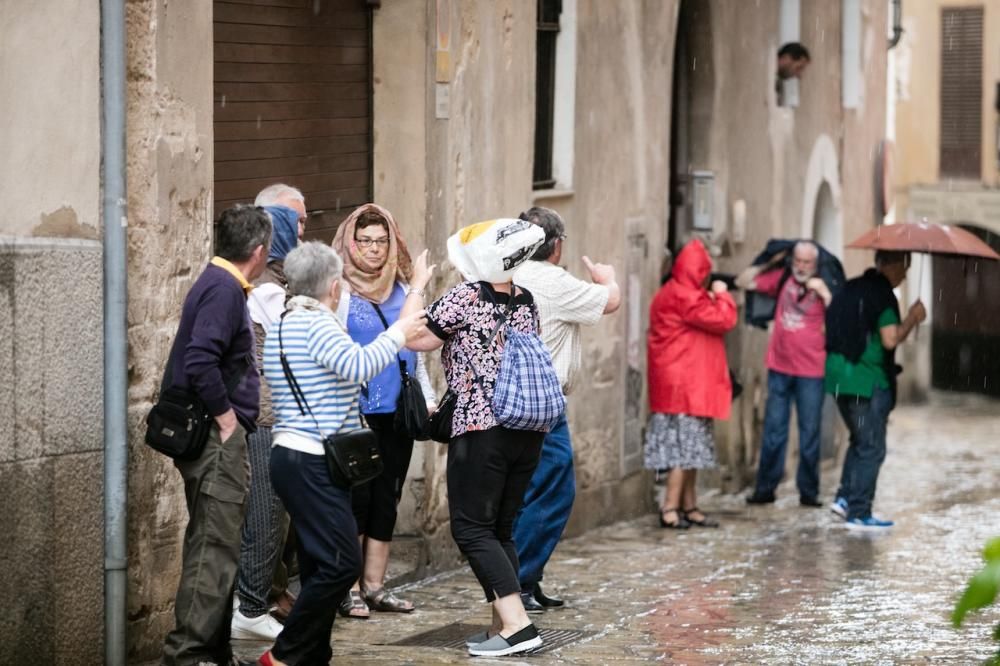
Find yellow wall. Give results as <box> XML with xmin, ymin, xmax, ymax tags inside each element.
<box><xmin>894</xmin><ymin>0</ymin><xmax>1000</xmax><ymax>189</ymax></box>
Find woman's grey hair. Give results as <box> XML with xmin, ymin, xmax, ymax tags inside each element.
<box><xmin>254</xmin><ymin>183</ymin><xmax>305</xmax><ymax>207</ymax></box>
<box><xmin>284</xmin><ymin>241</ymin><xmax>344</xmax><ymax>299</ymax></box>
<box><xmin>519</xmin><ymin>206</ymin><xmax>566</xmax><ymax>261</ymax></box>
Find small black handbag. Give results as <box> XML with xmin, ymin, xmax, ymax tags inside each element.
<box><xmin>278</xmin><ymin>312</ymin><xmax>383</xmax><ymax>488</ymax></box>
<box><xmin>424</xmin><ymin>389</ymin><xmax>457</xmax><ymax>443</ymax></box>
<box><xmin>371</xmin><ymin>302</ymin><xmax>429</xmax><ymax>440</ymax></box>
<box><xmin>145</xmin><ymin>348</ymin><xmax>248</xmax><ymax>461</ymax></box>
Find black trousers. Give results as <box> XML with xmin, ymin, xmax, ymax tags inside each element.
<box><xmin>269</xmin><ymin>446</ymin><xmax>361</xmax><ymax>665</ymax></box>
<box><xmin>447</xmin><ymin>426</ymin><xmax>544</xmax><ymax>602</ymax></box>
<box><xmin>351</xmin><ymin>412</ymin><xmax>414</xmax><ymax>542</ymax></box>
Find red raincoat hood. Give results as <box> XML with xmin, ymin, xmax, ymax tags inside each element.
<box><xmin>671</xmin><ymin>239</ymin><xmax>712</xmax><ymax>289</ymax></box>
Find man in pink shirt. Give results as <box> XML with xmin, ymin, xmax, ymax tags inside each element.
<box><xmin>738</xmin><ymin>241</ymin><xmax>833</xmax><ymax>506</ymax></box>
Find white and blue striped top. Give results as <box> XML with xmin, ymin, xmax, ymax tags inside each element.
<box><xmin>263</xmin><ymin>302</ymin><xmax>404</xmax><ymax>455</ymax></box>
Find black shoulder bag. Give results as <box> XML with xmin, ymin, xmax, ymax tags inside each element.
<box><xmin>145</xmin><ymin>349</ymin><xmax>249</xmax><ymax>461</ymax></box>
<box><xmin>277</xmin><ymin>312</ymin><xmax>383</xmax><ymax>489</ymax></box>
<box><xmin>370</xmin><ymin>302</ymin><xmax>429</xmax><ymax>440</ymax></box>
<box><xmin>424</xmin><ymin>285</ymin><xmax>516</xmax><ymax>443</ymax></box>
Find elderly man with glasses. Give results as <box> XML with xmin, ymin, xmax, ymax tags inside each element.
<box><xmin>509</xmin><ymin>206</ymin><xmax>621</xmax><ymax>612</ymax></box>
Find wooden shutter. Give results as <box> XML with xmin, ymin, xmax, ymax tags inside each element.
<box><xmin>939</xmin><ymin>6</ymin><xmax>983</xmax><ymax>180</ymax></box>
<box><xmin>214</xmin><ymin>0</ymin><xmax>373</xmax><ymax>242</ymax></box>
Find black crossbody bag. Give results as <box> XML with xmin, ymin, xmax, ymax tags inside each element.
<box><xmin>370</xmin><ymin>301</ymin><xmax>429</xmax><ymax>440</ymax></box>
<box><xmin>425</xmin><ymin>285</ymin><xmax>515</xmax><ymax>443</ymax></box>
<box><xmin>145</xmin><ymin>349</ymin><xmax>249</xmax><ymax>461</ymax></box>
<box><xmin>277</xmin><ymin>312</ymin><xmax>383</xmax><ymax>489</ymax></box>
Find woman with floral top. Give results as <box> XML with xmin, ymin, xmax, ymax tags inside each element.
<box><xmin>403</xmin><ymin>218</ymin><xmax>550</xmax><ymax>657</ymax></box>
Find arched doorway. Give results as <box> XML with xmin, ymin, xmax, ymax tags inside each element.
<box><xmin>931</xmin><ymin>224</ymin><xmax>1000</xmax><ymax>396</ymax></box>
<box><xmin>811</xmin><ymin>180</ymin><xmax>841</xmax><ymax>461</ymax></box>
<box><xmin>812</xmin><ymin>181</ymin><xmax>841</xmax><ymax>258</ymax></box>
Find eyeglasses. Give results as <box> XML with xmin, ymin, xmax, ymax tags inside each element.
<box><xmin>354</xmin><ymin>238</ymin><xmax>390</xmax><ymax>249</ymax></box>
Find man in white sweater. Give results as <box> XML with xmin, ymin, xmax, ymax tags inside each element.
<box><xmin>511</xmin><ymin>207</ymin><xmax>621</xmax><ymax>612</ymax></box>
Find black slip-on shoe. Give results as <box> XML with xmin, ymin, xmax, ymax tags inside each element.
<box><xmin>468</xmin><ymin>624</ymin><xmax>542</xmax><ymax>657</ymax></box>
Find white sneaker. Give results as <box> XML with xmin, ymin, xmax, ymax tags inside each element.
<box><xmin>231</xmin><ymin>608</ymin><xmax>283</xmax><ymax>641</ymax></box>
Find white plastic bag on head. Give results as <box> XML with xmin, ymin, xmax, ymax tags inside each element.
<box><xmin>447</xmin><ymin>218</ymin><xmax>545</xmax><ymax>284</ymax></box>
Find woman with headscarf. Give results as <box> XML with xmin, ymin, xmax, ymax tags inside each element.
<box><xmin>402</xmin><ymin>218</ymin><xmax>551</xmax><ymax>657</ymax></box>
<box><xmin>330</xmin><ymin>204</ymin><xmax>436</xmax><ymax>618</ymax></box>
<box><xmin>233</xmin><ymin>204</ymin><xmax>302</xmax><ymax>641</ymax></box>
<box><xmin>645</xmin><ymin>238</ymin><xmax>737</xmax><ymax>529</ymax></box>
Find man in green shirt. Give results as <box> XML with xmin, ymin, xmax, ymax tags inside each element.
<box><xmin>824</xmin><ymin>251</ymin><xmax>926</xmax><ymax>529</ymax></box>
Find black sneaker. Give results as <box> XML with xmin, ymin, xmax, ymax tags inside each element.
<box><xmin>746</xmin><ymin>492</ymin><xmax>776</xmax><ymax>504</ymax></box>
<box><xmin>520</xmin><ymin>590</ymin><xmax>545</xmax><ymax>614</ymax></box>
<box><xmin>467</xmin><ymin>624</ymin><xmax>542</xmax><ymax>656</ymax></box>
<box><xmin>799</xmin><ymin>495</ymin><xmax>823</xmax><ymax>507</ymax></box>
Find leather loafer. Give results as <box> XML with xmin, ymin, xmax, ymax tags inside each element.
<box><xmin>519</xmin><ymin>590</ymin><xmax>545</xmax><ymax>614</ymax></box>
<box><xmin>533</xmin><ymin>583</ymin><xmax>564</xmax><ymax>608</ymax></box>
<box><xmin>746</xmin><ymin>492</ymin><xmax>776</xmax><ymax>504</ymax></box>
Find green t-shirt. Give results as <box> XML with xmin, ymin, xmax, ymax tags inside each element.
<box><xmin>825</xmin><ymin>308</ymin><xmax>900</xmax><ymax>398</ymax></box>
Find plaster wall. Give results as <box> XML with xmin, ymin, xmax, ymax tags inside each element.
<box><xmin>0</xmin><ymin>0</ymin><xmax>105</xmax><ymax>661</ymax></box>
<box><xmin>124</xmin><ymin>0</ymin><xmax>216</xmax><ymax>660</ymax></box>
<box><xmin>0</xmin><ymin>1</ymin><xmax>100</xmax><ymax>239</ymax></box>
<box><xmin>554</xmin><ymin>0</ymin><xmax>677</xmax><ymax>534</ymax></box>
<box><xmin>894</xmin><ymin>0</ymin><xmax>1000</xmax><ymax>190</ymax></box>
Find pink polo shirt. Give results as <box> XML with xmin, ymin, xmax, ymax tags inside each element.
<box><xmin>755</xmin><ymin>269</ymin><xmax>827</xmax><ymax>378</ymax></box>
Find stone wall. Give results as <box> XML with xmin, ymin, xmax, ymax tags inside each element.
<box><xmin>124</xmin><ymin>0</ymin><xmax>215</xmax><ymax>660</ymax></box>
<box><xmin>0</xmin><ymin>239</ymin><xmax>103</xmax><ymax>664</ymax></box>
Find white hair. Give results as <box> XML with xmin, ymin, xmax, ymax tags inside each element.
<box><xmin>254</xmin><ymin>183</ymin><xmax>304</xmax><ymax>207</ymax></box>
<box><xmin>284</xmin><ymin>242</ymin><xmax>343</xmax><ymax>300</ymax></box>
<box><xmin>793</xmin><ymin>241</ymin><xmax>819</xmax><ymax>260</ymax></box>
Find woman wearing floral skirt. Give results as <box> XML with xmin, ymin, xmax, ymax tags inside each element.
<box><xmin>645</xmin><ymin>239</ymin><xmax>737</xmax><ymax>529</ymax></box>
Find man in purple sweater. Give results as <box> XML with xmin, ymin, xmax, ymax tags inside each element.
<box><xmin>162</xmin><ymin>205</ymin><xmax>271</xmax><ymax>666</ymax></box>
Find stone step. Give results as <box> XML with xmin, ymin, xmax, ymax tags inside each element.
<box><xmin>384</xmin><ymin>534</ymin><xmax>430</xmax><ymax>587</ymax></box>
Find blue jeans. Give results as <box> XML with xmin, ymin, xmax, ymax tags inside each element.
<box><xmin>269</xmin><ymin>446</ymin><xmax>361</xmax><ymax>666</ymax></box>
<box><xmin>835</xmin><ymin>387</ymin><xmax>892</xmax><ymax>520</ymax></box>
<box><xmin>753</xmin><ymin>370</ymin><xmax>825</xmax><ymax>499</ymax></box>
<box><xmin>513</xmin><ymin>412</ymin><xmax>575</xmax><ymax>589</ymax></box>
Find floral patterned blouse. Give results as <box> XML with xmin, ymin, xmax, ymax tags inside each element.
<box><xmin>426</xmin><ymin>281</ymin><xmax>540</xmax><ymax>438</ymax></box>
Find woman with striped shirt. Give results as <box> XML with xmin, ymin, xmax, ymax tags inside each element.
<box><xmin>258</xmin><ymin>242</ymin><xmax>426</xmax><ymax>666</ymax></box>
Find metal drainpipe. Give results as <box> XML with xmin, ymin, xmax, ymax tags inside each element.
<box><xmin>889</xmin><ymin>0</ymin><xmax>903</xmax><ymax>49</ymax></box>
<box><xmin>101</xmin><ymin>0</ymin><xmax>128</xmax><ymax>664</ymax></box>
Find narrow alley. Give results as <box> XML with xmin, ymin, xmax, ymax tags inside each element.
<box><xmin>231</xmin><ymin>394</ymin><xmax>1000</xmax><ymax>664</ymax></box>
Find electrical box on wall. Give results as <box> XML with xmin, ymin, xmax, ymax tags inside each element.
<box><xmin>691</xmin><ymin>170</ymin><xmax>715</xmax><ymax>231</ymax></box>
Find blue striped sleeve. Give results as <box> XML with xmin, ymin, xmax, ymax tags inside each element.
<box><xmin>306</xmin><ymin>316</ymin><xmax>400</xmax><ymax>383</ymax></box>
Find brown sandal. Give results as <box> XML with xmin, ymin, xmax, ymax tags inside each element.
<box><xmin>338</xmin><ymin>590</ymin><xmax>370</xmax><ymax>619</ymax></box>
<box><xmin>362</xmin><ymin>586</ymin><xmax>415</xmax><ymax>613</ymax></box>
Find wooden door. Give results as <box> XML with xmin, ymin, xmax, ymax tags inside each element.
<box><xmin>213</xmin><ymin>0</ymin><xmax>373</xmax><ymax>241</ymax></box>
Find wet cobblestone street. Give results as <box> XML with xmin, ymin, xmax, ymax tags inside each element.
<box><xmin>234</xmin><ymin>395</ymin><xmax>1000</xmax><ymax>664</ymax></box>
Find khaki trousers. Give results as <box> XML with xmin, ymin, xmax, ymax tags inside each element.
<box><xmin>162</xmin><ymin>424</ymin><xmax>249</xmax><ymax>666</ymax></box>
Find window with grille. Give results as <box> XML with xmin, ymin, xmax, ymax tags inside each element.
<box><xmin>939</xmin><ymin>6</ymin><xmax>983</xmax><ymax>180</ymax></box>
<box><xmin>533</xmin><ymin>0</ymin><xmax>561</xmax><ymax>190</ymax></box>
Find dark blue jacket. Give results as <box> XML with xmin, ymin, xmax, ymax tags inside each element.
<box><xmin>744</xmin><ymin>239</ymin><xmax>846</xmax><ymax>329</ymax></box>
<box><xmin>165</xmin><ymin>263</ymin><xmax>259</xmax><ymax>431</ymax></box>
